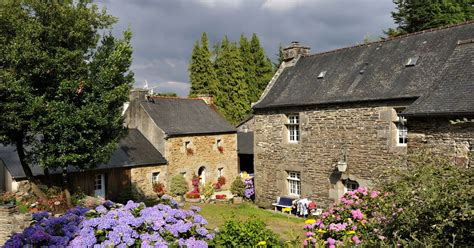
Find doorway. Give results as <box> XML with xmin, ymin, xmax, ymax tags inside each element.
<box><xmin>94</xmin><ymin>174</ymin><xmax>106</xmax><ymax>198</ymax></box>
<box><xmin>198</xmin><ymin>166</ymin><xmax>206</xmax><ymax>184</ymax></box>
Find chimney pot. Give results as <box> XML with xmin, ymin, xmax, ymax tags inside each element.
<box><xmin>283</xmin><ymin>41</ymin><xmax>310</xmax><ymax>61</ymax></box>
<box><xmin>196</xmin><ymin>94</ymin><xmax>213</xmax><ymax>105</ymax></box>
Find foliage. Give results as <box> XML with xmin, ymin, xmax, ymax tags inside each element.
<box><xmin>170</xmin><ymin>175</ymin><xmax>189</xmax><ymax>196</ymax></box>
<box><xmin>71</xmin><ymin>201</ymin><xmax>215</xmax><ymax>247</ymax></box>
<box><xmin>386</xmin><ymin>0</ymin><xmax>473</xmax><ymax>36</ymax></box>
<box><xmin>200</xmin><ymin>182</ymin><xmax>215</xmax><ymax>201</ymax></box>
<box><xmin>376</xmin><ymin>153</ymin><xmax>474</xmax><ymax>246</ymax></box>
<box><xmin>115</xmin><ymin>186</ymin><xmax>136</xmax><ymax>204</ymax></box>
<box><xmin>244</xmin><ymin>177</ymin><xmax>255</xmax><ymax>200</ymax></box>
<box><xmin>152</xmin><ymin>182</ymin><xmax>166</xmax><ymax>197</ymax></box>
<box><xmin>214</xmin><ymin>176</ymin><xmax>226</xmax><ymax>190</ymax></box>
<box><xmin>303</xmin><ymin>187</ymin><xmax>392</xmax><ymax>247</ymax></box>
<box><xmin>213</xmin><ymin>217</ymin><xmax>282</xmax><ymax>247</ymax></box>
<box><xmin>0</xmin><ymin>0</ymin><xmax>133</xmax><ymax>191</ymax></box>
<box><xmin>71</xmin><ymin>188</ymin><xmax>86</xmax><ymax>206</ymax></box>
<box><xmin>4</xmin><ymin>206</ymin><xmax>89</xmax><ymax>247</ymax></box>
<box><xmin>189</xmin><ymin>32</ymin><xmax>219</xmax><ymax>97</ymax></box>
<box><xmin>152</xmin><ymin>92</ymin><xmax>177</xmax><ymax>97</ymax></box>
<box><xmin>188</xmin><ymin>32</ymin><xmax>273</xmax><ymax>124</ymax></box>
<box><xmin>230</xmin><ymin>176</ymin><xmax>246</xmax><ymax>197</ymax></box>
<box><xmin>186</xmin><ymin>192</ymin><xmax>201</xmax><ymax>199</ymax></box>
<box><xmin>1</xmin><ymin>192</ymin><xmax>16</xmax><ymax>205</ymax></box>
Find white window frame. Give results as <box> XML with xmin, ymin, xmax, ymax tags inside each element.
<box><xmin>396</xmin><ymin>116</ymin><xmax>408</xmax><ymax>146</ymax></box>
<box><xmin>287</xmin><ymin>171</ymin><xmax>301</xmax><ymax>196</ymax></box>
<box><xmin>343</xmin><ymin>179</ymin><xmax>359</xmax><ymax>193</ymax></box>
<box><xmin>217</xmin><ymin>167</ymin><xmax>224</xmax><ymax>178</ymax></box>
<box><xmin>151</xmin><ymin>172</ymin><xmax>160</xmax><ymax>184</ymax></box>
<box><xmin>287</xmin><ymin>114</ymin><xmax>300</xmax><ymax>143</ymax></box>
<box><xmin>94</xmin><ymin>174</ymin><xmax>103</xmax><ymax>190</ymax></box>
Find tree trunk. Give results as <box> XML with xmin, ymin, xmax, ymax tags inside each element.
<box><xmin>15</xmin><ymin>138</ymin><xmax>47</xmax><ymax>200</ymax></box>
<box><xmin>62</xmin><ymin>167</ymin><xmax>72</xmax><ymax>208</ymax></box>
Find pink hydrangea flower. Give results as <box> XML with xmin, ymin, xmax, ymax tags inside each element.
<box><xmin>351</xmin><ymin>209</ymin><xmax>364</xmax><ymax>220</ymax></box>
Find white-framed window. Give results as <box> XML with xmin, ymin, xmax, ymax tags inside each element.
<box><xmin>396</xmin><ymin>116</ymin><xmax>408</xmax><ymax>146</ymax></box>
<box><xmin>185</xmin><ymin>141</ymin><xmax>191</xmax><ymax>149</ymax></box>
<box><xmin>181</xmin><ymin>172</ymin><xmax>186</xmax><ymax>178</ymax></box>
<box><xmin>287</xmin><ymin>171</ymin><xmax>301</xmax><ymax>196</ymax></box>
<box><xmin>287</xmin><ymin>114</ymin><xmax>300</xmax><ymax>143</ymax></box>
<box><xmin>217</xmin><ymin>139</ymin><xmax>222</xmax><ymax>147</ymax></box>
<box><xmin>94</xmin><ymin>174</ymin><xmax>103</xmax><ymax>190</ymax></box>
<box><xmin>217</xmin><ymin>167</ymin><xmax>224</xmax><ymax>177</ymax></box>
<box><xmin>151</xmin><ymin>172</ymin><xmax>160</xmax><ymax>184</ymax></box>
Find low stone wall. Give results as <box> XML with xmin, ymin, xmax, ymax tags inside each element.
<box><xmin>0</xmin><ymin>205</ymin><xmax>31</xmax><ymax>245</ymax></box>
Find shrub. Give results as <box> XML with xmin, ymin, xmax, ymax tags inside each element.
<box><xmin>115</xmin><ymin>186</ymin><xmax>136</xmax><ymax>204</ymax></box>
<box><xmin>70</xmin><ymin>200</ymin><xmax>215</xmax><ymax>247</ymax></box>
<box><xmin>303</xmin><ymin>187</ymin><xmax>392</xmax><ymax>247</ymax></box>
<box><xmin>213</xmin><ymin>218</ymin><xmax>282</xmax><ymax>247</ymax></box>
<box><xmin>244</xmin><ymin>177</ymin><xmax>255</xmax><ymax>200</ymax></box>
<box><xmin>4</xmin><ymin>206</ymin><xmax>89</xmax><ymax>247</ymax></box>
<box><xmin>186</xmin><ymin>192</ymin><xmax>201</xmax><ymax>199</ymax></box>
<box><xmin>71</xmin><ymin>187</ymin><xmax>86</xmax><ymax>206</ymax></box>
<box><xmin>170</xmin><ymin>175</ymin><xmax>188</xmax><ymax>196</ymax></box>
<box><xmin>200</xmin><ymin>182</ymin><xmax>215</xmax><ymax>201</ymax></box>
<box><xmin>230</xmin><ymin>176</ymin><xmax>245</xmax><ymax>197</ymax></box>
<box><xmin>376</xmin><ymin>153</ymin><xmax>473</xmax><ymax>246</ymax></box>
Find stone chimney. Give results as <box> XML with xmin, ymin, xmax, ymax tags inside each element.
<box><xmin>126</xmin><ymin>88</ymin><xmax>149</xmax><ymax>128</ymax></box>
<box><xmin>196</xmin><ymin>94</ymin><xmax>213</xmax><ymax>105</ymax></box>
<box><xmin>129</xmin><ymin>88</ymin><xmax>148</xmax><ymax>102</ymax></box>
<box><xmin>283</xmin><ymin>41</ymin><xmax>310</xmax><ymax>62</ymax></box>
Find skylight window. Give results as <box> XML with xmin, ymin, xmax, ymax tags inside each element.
<box><xmin>317</xmin><ymin>71</ymin><xmax>327</xmax><ymax>79</ymax></box>
<box><xmin>406</xmin><ymin>56</ymin><xmax>419</xmax><ymax>67</ymax></box>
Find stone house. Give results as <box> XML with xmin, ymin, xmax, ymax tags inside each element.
<box><xmin>252</xmin><ymin>22</ymin><xmax>473</xmax><ymax>208</ymax></box>
<box><xmin>0</xmin><ymin>129</ymin><xmax>167</xmax><ymax>200</ymax></box>
<box><xmin>124</xmin><ymin>90</ymin><xmax>238</xmax><ymax>197</ymax></box>
<box><xmin>1</xmin><ymin>91</ymin><xmax>238</xmax><ymax>200</ymax></box>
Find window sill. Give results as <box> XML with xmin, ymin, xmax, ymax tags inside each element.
<box><xmin>288</xmin><ymin>141</ymin><xmax>299</xmax><ymax>144</ymax></box>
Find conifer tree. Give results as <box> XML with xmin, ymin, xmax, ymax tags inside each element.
<box><xmin>239</xmin><ymin>34</ymin><xmax>257</xmax><ymax>104</ymax></box>
<box><xmin>214</xmin><ymin>37</ymin><xmax>249</xmax><ymax>124</ymax></box>
<box><xmin>250</xmin><ymin>33</ymin><xmax>273</xmax><ymax>102</ymax></box>
<box><xmin>188</xmin><ymin>33</ymin><xmax>218</xmax><ymax>97</ymax></box>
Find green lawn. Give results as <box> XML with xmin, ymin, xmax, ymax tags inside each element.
<box><xmin>184</xmin><ymin>202</ymin><xmax>305</xmax><ymax>242</ymax></box>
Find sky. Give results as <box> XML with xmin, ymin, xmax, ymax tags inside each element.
<box><xmin>98</xmin><ymin>0</ymin><xmax>396</xmax><ymax>96</ymax></box>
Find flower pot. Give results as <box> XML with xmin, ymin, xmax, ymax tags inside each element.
<box><xmin>337</xmin><ymin>161</ymin><xmax>347</xmax><ymax>172</ymax></box>
<box><xmin>233</xmin><ymin>196</ymin><xmax>243</xmax><ymax>204</ymax></box>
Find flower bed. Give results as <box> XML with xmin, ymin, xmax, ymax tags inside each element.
<box><xmin>303</xmin><ymin>187</ymin><xmax>393</xmax><ymax>247</ymax></box>
<box><xmin>5</xmin><ymin>199</ymin><xmax>215</xmax><ymax>247</ymax></box>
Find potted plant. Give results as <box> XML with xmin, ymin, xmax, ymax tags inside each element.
<box><xmin>230</xmin><ymin>176</ymin><xmax>245</xmax><ymax>204</ymax></box>
<box><xmin>185</xmin><ymin>174</ymin><xmax>201</xmax><ymax>203</ymax></box>
<box><xmin>200</xmin><ymin>182</ymin><xmax>214</xmax><ymax>203</ymax></box>
<box><xmin>186</xmin><ymin>147</ymin><xmax>194</xmax><ymax>155</ymax></box>
<box><xmin>217</xmin><ymin>145</ymin><xmax>224</xmax><ymax>153</ymax></box>
<box><xmin>152</xmin><ymin>182</ymin><xmax>166</xmax><ymax>198</ymax></box>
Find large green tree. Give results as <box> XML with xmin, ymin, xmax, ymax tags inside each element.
<box><xmin>0</xmin><ymin>0</ymin><xmax>133</xmax><ymax>199</ymax></box>
<box><xmin>386</xmin><ymin>0</ymin><xmax>473</xmax><ymax>36</ymax></box>
<box><xmin>214</xmin><ymin>37</ymin><xmax>249</xmax><ymax>124</ymax></box>
<box><xmin>249</xmin><ymin>33</ymin><xmax>273</xmax><ymax>103</ymax></box>
<box><xmin>188</xmin><ymin>32</ymin><xmax>218</xmax><ymax>97</ymax></box>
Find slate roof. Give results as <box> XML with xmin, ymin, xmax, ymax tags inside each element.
<box><xmin>0</xmin><ymin>129</ymin><xmax>167</xmax><ymax>179</ymax></box>
<box><xmin>253</xmin><ymin>22</ymin><xmax>474</xmax><ymax>110</ymax></box>
<box><xmin>237</xmin><ymin>132</ymin><xmax>254</xmax><ymax>155</ymax></box>
<box><xmin>403</xmin><ymin>40</ymin><xmax>474</xmax><ymax>116</ymax></box>
<box><xmin>140</xmin><ymin>97</ymin><xmax>236</xmax><ymax>137</ymax></box>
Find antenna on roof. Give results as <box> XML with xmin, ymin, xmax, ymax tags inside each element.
<box><xmin>144</xmin><ymin>80</ymin><xmax>149</xmax><ymax>89</ymax></box>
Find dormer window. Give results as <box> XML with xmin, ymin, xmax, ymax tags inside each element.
<box><xmin>317</xmin><ymin>71</ymin><xmax>327</xmax><ymax>79</ymax></box>
<box><xmin>406</xmin><ymin>56</ymin><xmax>419</xmax><ymax>67</ymax></box>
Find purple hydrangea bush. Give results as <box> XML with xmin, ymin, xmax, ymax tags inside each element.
<box><xmin>70</xmin><ymin>201</ymin><xmax>216</xmax><ymax>247</ymax></box>
<box><xmin>303</xmin><ymin>187</ymin><xmax>396</xmax><ymax>247</ymax></box>
<box><xmin>3</xmin><ymin>206</ymin><xmax>89</xmax><ymax>247</ymax></box>
<box><xmin>244</xmin><ymin>178</ymin><xmax>254</xmax><ymax>200</ymax></box>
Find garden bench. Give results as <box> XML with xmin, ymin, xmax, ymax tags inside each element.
<box><xmin>272</xmin><ymin>197</ymin><xmax>295</xmax><ymax>212</ymax></box>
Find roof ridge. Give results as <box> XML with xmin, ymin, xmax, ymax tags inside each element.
<box><xmin>305</xmin><ymin>21</ymin><xmax>474</xmax><ymax>58</ymax></box>
<box><xmin>150</xmin><ymin>96</ymin><xmax>203</xmax><ymax>101</ymax></box>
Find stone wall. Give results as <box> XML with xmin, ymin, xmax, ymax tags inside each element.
<box><xmin>0</xmin><ymin>206</ymin><xmax>31</xmax><ymax>245</ymax></box>
<box><xmin>165</xmin><ymin>133</ymin><xmax>238</xmax><ymax>190</ymax></box>
<box><xmin>254</xmin><ymin>102</ymin><xmax>411</xmax><ymax>208</ymax></box>
<box><xmin>408</xmin><ymin>117</ymin><xmax>473</xmax><ymax>167</ymax></box>
<box><xmin>130</xmin><ymin>165</ymin><xmax>168</xmax><ymax>198</ymax></box>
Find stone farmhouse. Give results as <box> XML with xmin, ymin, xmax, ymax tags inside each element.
<box><xmin>252</xmin><ymin>22</ymin><xmax>474</xmax><ymax>209</ymax></box>
<box><xmin>124</xmin><ymin>90</ymin><xmax>238</xmax><ymax>197</ymax></box>
<box><xmin>1</xmin><ymin>90</ymin><xmax>238</xmax><ymax>200</ymax></box>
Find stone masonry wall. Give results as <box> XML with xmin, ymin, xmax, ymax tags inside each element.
<box><xmin>254</xmin><ymin>103</ymin><xmax>410</xmax><ymax>209</ymax></box>
<box><xmin>130</xmin><ymin>165</ymin><xmax>168</xmax><ymax>198</ymax></box>
<box><xmin>0</xmin><ymin>206</ymin><xmax>31</xmax><ymax>245</ymax></box>
<box><xmin>408</xmin><ymin>117</ymin><xmax>473</xmax><ymax>167</ymax></box>
<box><xmin>165</xmin><ymin>134</ymin><xmax>238</xmax><ymax>190</ymax></box>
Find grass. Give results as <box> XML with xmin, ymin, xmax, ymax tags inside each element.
<box><xmin>184</xmin><ymin>202</ymin><xmax>305</xmax><ymax>242</ymax></box>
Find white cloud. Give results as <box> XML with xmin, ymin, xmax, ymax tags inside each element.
<box><xmin>261</xmin><ymin>0</ymin><xmax>313</xmax><ymax>11</ymax></box>
<box><xmin>194</xmin><ymin>0</ymin><xmax>243</xmax><ymax>8</ymax></box>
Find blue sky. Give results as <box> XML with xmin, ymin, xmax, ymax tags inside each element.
<box><xmin>98</xmin><ymin>0</ymin><xmax>396</xmax><ymax>96</ymax></box>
